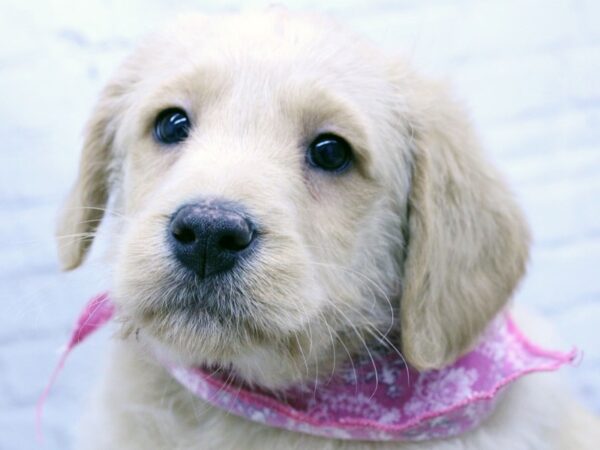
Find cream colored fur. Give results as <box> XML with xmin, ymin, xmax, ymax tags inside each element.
<box><xmin>56</xmin><ymin>10</ymin><xmax>599</xmax><ymax>449</ymax></box>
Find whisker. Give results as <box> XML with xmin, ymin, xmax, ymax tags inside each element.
<box><xmin>292</xmin><ymin>332</ymin><xmax>310</xmax><ymax>378</ymax></box>
<box><xmin>60</xmin><ymin>206</ymin><xmax>125</xmax><ymax>218</ymax></box>
<box><xmin>296</xmin><ymin>259</ymin><xmax>397</xmax><ymax>337</ymax></box>
<box><xmin>326</xmin><ymin>304</ymin><xmax>380</xmax><ymax>399</ymax></box>
<box><xmin>319</xmin><ymin>311</ymin><xmax>337</xmax><ymax>382</ymax></box>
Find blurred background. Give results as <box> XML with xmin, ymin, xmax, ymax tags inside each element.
<box><xmin>0</xmin><ymin>0</ymin><xmax>598</xmax><ymax>448</ymax></box>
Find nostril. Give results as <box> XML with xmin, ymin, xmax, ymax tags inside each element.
<box><xmin>219</xmin><ymin>227</ymin><xmax>254</xmax><ymax>252</ymax></box>
<box><xmin>172</xmin><ymin>224</ymin><xmax>196</xmax><ymax>244</ymax></box>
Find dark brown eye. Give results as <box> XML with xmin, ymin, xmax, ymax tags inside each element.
<box><xmin>307</xmin><ymin>134</ymin><xmax>353</xmax><ymax>172</ymax></box>
<box><xmin>154</xmin><ymin>108</ymin><xmax>190</xmax><ymax>145</ymax></box>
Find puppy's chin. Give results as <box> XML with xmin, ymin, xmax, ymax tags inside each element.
<box><xmin>136</xmin><ymin>322</ymin><xmax>335</xmax><ymax>389</ymax></box>
<box><xmin>118</xmin><ymin>305</ymin><xmax>335</xmax><ymax>389</ymax></box>
<box><xmin>112</xmin><ymin>267</ymin><xmax>333</xmax><ymax>388</ymax></box>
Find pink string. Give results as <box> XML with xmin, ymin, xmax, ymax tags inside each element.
<box><xmin>36</xmin><ymin>292</ymin><xmax>114</xmax><ymax>443</ymax></box>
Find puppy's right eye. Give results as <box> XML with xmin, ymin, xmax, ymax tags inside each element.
<box><xmin>154</xmin><ymin>108</ymin><xmax>191</xmax><ymax>145</ymax></box>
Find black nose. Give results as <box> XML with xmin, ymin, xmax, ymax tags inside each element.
<box><xmin>168</xmin><ymin>202</ymin><xmax>256</xmax><ymax>278</ymax></box>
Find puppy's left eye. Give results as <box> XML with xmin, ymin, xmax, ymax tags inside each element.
<box><xmin>307</xmin><ymin>134</ymin><xmax>353</xmax><ymax>172</ymax></box>
<box><xmin>154</xmin><ymin>108</ymin><xmax>191</xmax><ymax>145</ymax></box>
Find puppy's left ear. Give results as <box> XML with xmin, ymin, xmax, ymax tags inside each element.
<box><xmin>399</xmin><ymin>79</ymin><xmax>531</xmax><ymax>370</ymax></box>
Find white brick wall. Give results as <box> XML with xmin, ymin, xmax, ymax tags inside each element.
<box><xmin>1</xmin><ymin>1</ymin><xmax>598</xmax><ymax>448</ymax></box>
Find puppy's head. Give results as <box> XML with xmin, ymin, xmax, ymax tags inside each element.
<box><xmin>57</xmin><ymin>11</ymin><xmax>529</xmax><ymax>387</ymax></box>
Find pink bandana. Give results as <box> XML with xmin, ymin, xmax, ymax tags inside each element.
<box><xmin>39</xmin><ymin>293</ymin><xmax>576</xmax><ymax>442</ymax></box>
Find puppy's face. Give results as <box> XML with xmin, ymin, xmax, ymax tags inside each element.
<box><xmin>57</xmin><ymin>12</ymin><xmax>530</xmax><ymax>387</ymax></box>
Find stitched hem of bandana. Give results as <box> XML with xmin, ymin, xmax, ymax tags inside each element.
<box><xmin>165</xmin><ymin>314</ymin><xmax>576</xmax><ymax>441</ymax></box>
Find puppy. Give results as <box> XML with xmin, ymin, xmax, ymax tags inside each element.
<box><xmin>56</xmin><ymin>10</ymin><xmax>599</xmax><ymax>450</ymax></box>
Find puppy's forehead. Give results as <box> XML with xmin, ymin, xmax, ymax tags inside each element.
<box><xmin>155</xmin><ymin>13</ymin><xmax>382</xmax><ymax>65</ymax></box>
<box><xmin>136</xmin><ymin>12</ymin><xmax>392</xmax><ymax>100</ymax></box>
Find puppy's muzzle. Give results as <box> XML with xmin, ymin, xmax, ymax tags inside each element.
<box><xmin>168</xmin><ymin>201</ymin><xmax>256</xmax><ymax>278</ymax></box>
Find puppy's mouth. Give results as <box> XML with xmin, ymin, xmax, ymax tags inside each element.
<box><xmin>116</xmin><ymin>261</ymin><xmax>291</xmax><ymax>363</ymax></box>
<box><xmin>149</xmin><ymin>268</ymin><xmax>255</xmax><ymax>324</ymax></box>
<box><xmin>135</xmin><ymin>276</ymin><xmax>262</xmax><ymax>332</ymax></box>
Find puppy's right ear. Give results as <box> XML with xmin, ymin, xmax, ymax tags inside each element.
<box><xmin>56</xmin><ymin>81</ymin><xmax>125</xmax><ymax>270</ymax></box>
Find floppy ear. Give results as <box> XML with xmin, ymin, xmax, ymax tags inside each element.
<box><xmin>56</xmin><ymin>82</ymin><xmax>125</xmax><ymax>270</ymax></box>
<box><xmin>400</xmin><ymin>82</ymin><xmax>531</xmax><ymax>370</ymax></box>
